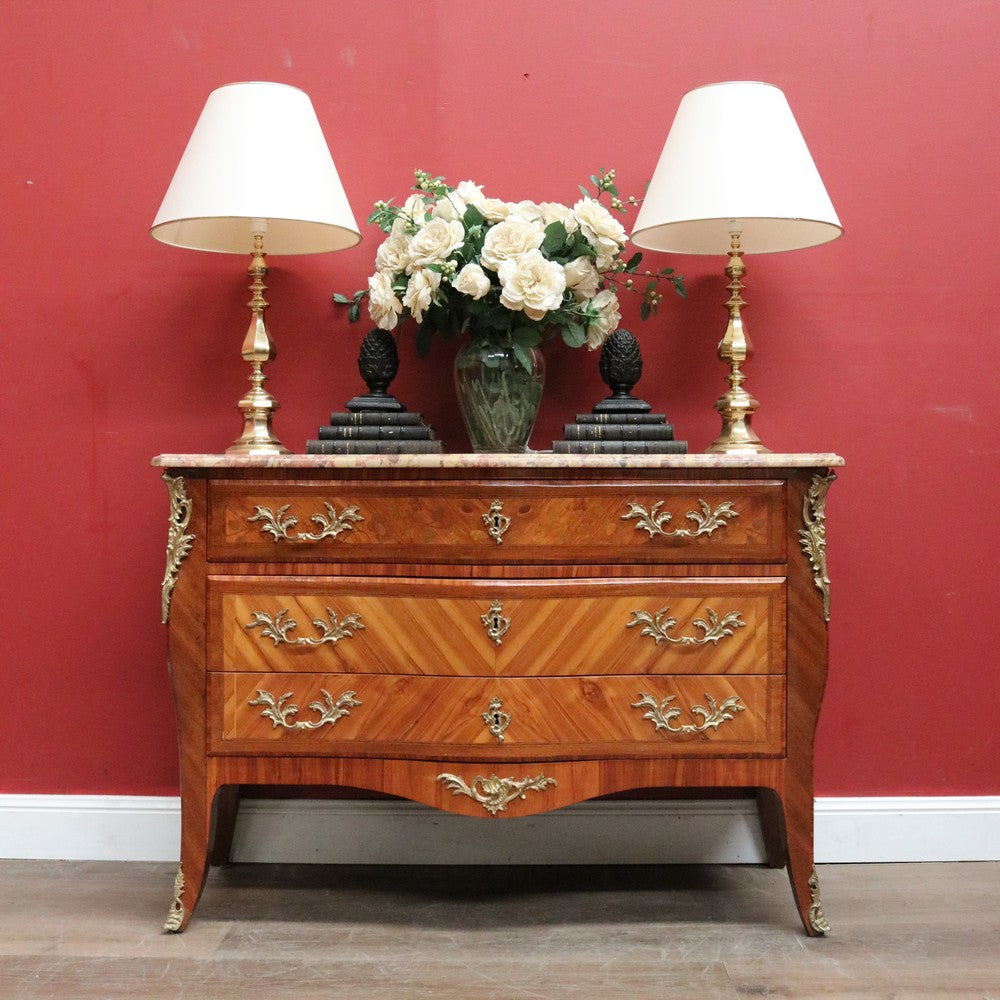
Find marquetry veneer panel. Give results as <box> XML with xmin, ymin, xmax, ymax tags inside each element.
<box><xmin>209</xmin><ymin>672</ymin><xmax>783</xmax><ymax>757</ymax></box>
<box><xmin>208</xmin><ymin>576</ymin><xmax>785</xmax><ymax>677</ymax></box>
<box><xmin>206</xmin><ymin>479</ymin><xmax>786</xmax><ymax>564</ymax></box>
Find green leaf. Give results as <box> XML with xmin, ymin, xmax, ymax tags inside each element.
<box><xmin>511</xmin><ymin>325</ymin><xmax>542</xmax><ymax>348</ymax></box>
<box><xmin>332</xmin><ymin>293</ymin><xmax>351</xmax><ymax>304</ymax></box>
<box><xmin>512</xmin><ymin>341</ymin><xmax>535</xmax><ymax>373</ymax></box>
<box><xmin>348</xmin><ymin>303</ymin><xmax>360</xmax><ymax>323</ymax></box>
<box><xmin>542</xmin><ymin>221</ymin><xmax>568</xmax><ymax>255</ymax></box>
<box><xmin>640</xmin><ymin>301</ymin><xmax>651</xmax><ymax>322</ymax></box>
<box><xmin>578</xmin><ymin>184</ymin><xmax>591</xmax><ymax>199</ymax></box>
<box><xmin>561</xmin><ymin>323</ymin><xmax>587</xmax><ymax>349</ymax></box>
<box><xmin>463</xmin><ymin>203</ymin><xmax>485</xmax><ymax>228</ymax></box>
<box><xmin>625</xmin><ymin>253</ymin><xmax>642</xmax><ymax>273</ymax></box>
<box><xmin>659</xmin><ymin>267</ymin><xmax>675</xmax><ymax>276</ymax></box>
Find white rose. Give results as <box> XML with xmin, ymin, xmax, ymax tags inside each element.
<box><xmin>564</xmin><ymin>256</ymin><xmax>600</xmax><ymax>300</ymax></box>
<box><xmin>480</xmin><ymin>218</ymin><xmax>545</xmax><ymax>271</ymax></box>
<box><xmin>407</xmin><ymin>217</ymin><xmax>466</xmax><ymax>271</ymax></box>
<box><xmin>374</xmin><ymin>233</ymin><xmax>410</xmax><ymax>273</ymax></box>
<box><xmin>498</xmin><ymin>249</ymin><xmax>567</xmax><ymax>321</ymax></box>
<box><xmin>509</xmin><ymin>200</ymin><xmax>544</xmax><ymax>224</ymax></box>
<box><xmin>454</xmin><ymin>180</ymin><xmax>485</xmax><ymax>208</ymax></box>
<box><xmin>453</xmin><ymin>263</ymin><xmax>492</xmax><ymax>300</ymax></box>
<box><xmin>539</xmin><ymin>201</ymin><xmax>579</xmax><ymax>234</ymax></box>
<box><xmin>431</xmin><ymin>195</ymin><xmax>465</xmax><ymax>222</ymax></box>
<box><xmin>573</xmin><ymin>197</ymin><xmax>627</xmax><ymax>266</ymax></box>
<box><xmin>585</xmin><ymin>288</ymin><xmax>621</xmax><ymax>348</ymax></box>
<box><xmin>478</xmin><ymin>198</ymin><xmax>512</xmax><ymax>222</ymax></box>
<box><xmin>368</xmin><ymin>270</ymin><xmax>403</xmax><ymax>331</ymax></box>
<box><xmin>391</xmin><ymin>193</ymin><xmax>430</xmax><ymax>236</ymax></box>
<box><xmin>402</xmin><ymin>267</ymin><xmax>441</xmax><ymax>324</ymax></box>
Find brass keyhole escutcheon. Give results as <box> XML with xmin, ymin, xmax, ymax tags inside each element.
<box><xmin>482</xmin><ymin>697</ymin><xmax>511</xmax><ymax>742</ymax></box>
<box><xmin>480</xmin><ymin>600</ymin><xmax>510</xmax><ymax>646</ymax></box>
<box><xmin>482</xmin><ymin>499</ymin><xmax>511</xmax><ymax>545</ymax></box>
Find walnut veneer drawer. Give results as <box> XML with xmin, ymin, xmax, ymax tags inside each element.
<box><xmin>209</xmin><ymin>672</ymin><xmax>784</xmax><ymax>757</ymax></box>
<box><xmin>208</xmin><ymin>577</ymin><xmax>786</xmax><ymax>677</ymax></box>
<box><xmin>205</xmin><ymin>480</ymin><xmax>786</xmax><ymax>564</ymax></box>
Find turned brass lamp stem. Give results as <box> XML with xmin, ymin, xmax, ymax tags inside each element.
<box><xmin>228</xmin><ymin>230</ymin><xmax>290</xmax><ymax>456</ymax></box>
<box><xmin>707</xmin><ymin>231</ymin><xmax>768</xmax><ymax>454</ymax></box>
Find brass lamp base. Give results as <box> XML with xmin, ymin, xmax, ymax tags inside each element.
<box><xmin>707</xmin><ymin>232</ymin><xmax>770</xmax><ymax>455</ymax></box>
<box><xmin>226</xmin><ymin>234</ymin><xmax>290</xmax><ymax>456</ymax></box>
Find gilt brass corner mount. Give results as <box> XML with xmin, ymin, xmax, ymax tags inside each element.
<box><xmin>161</xmin><ymin>475</ymin><xmax>195</xmax><ymax>625</ymax></box>
<box><xmin>799</xmin><ymin>473</ymin><xmax>836</xmax><ymax>621</ymax></box>
<box><xmin>163</xmin><ymin>866</ymin><xmax>185</xmax><ymax>933</ymax></box>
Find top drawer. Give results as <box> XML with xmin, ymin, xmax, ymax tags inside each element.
<box><xmin>206</xmin><ymin>479</ymin><xmax>786</xmax><ymax>565</ymax></box>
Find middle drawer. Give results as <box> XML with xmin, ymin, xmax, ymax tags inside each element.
<box><xmin>208</xmin><ymin>576</ymin><xmax>786</xmax><ymax>677</ymax></box>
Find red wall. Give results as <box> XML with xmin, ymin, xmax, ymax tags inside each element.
<box><xmin>2</xmin><ymin>0</ymin><xmax>997</xmax><ymax>796</ymax></box>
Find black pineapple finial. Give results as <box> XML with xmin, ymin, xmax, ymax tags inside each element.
<box><xmin>593</xmin><ymin>329</ymin><xmax>652</xmax><ymax>414</ymax></box>
<box><xmin>347</xmin><ymin>329</ymin><xmax>405</xmax><ymax>412</ymax></box>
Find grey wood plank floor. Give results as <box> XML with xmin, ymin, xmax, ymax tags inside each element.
<box><xmin>1</xmin><ymin>861</ymin><xmax>997</xmax><ymax>999</ymax></box>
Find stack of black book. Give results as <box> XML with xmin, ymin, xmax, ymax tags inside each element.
<box><xmin>306</xmin><ymin>328</ymin><xmax>443</xmax><ymax>455</ymax></box>
<box><xmin>307</xmin><ymin>410</ymin><xmax>442</xmax><ymax>454</ymax></box>
<box><xmin>554</xmin><ymin>412</ymin><xmax>686</xmax><ymax>454</ymax></box>
<box><xmin>553</xmin><ymin>329</ymin><xmax>687</xmax><ymax>454</ymax></box>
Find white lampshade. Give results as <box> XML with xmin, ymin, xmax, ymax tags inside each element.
<box><xmin>631</xmin><ymin>81</ymin><xmax>841</xmax><ymax>255</ymax></box>
<box><xmin>151</xmin><ymin>81</ymin><xmax>360</xmax><ymax>255</ymax></box>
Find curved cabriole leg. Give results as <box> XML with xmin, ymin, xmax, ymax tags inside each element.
<box><xmin>209</xmin><ymin>785</ymin><xmax>241</xmax><ymax>866</ymax></box>
<box><xmin>755</xmin><ymin>787</ymin><xmax>787</xmax><ymax>869</ymax></box>
<box><xmin>778</xmin><ymin>785</ymin><xmax>829</xmax><ymax>936</ymax></box>
<box><xmin>164</xmin><ymin>778</ymin><xmax>215</xmax><ymax>933</ymax></box>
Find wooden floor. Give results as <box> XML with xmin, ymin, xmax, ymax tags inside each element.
<box><xmin>0</xmin><ymin>861</ymin><xmax>997</xmax><ymax>998</ymax></box>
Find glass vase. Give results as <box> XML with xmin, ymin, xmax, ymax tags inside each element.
<box><xmin>453</xmin><ymin>338</ymin><xmax>545</xmax><ymax>452</ymax></box>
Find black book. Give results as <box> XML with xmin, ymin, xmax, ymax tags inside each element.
<box><xmin>562</xmin><ymin>423</ymin><xmax>676</xmax><ymax>442</ymax></box>
<box><xmin>552</xmin><ymin>439</ymin><xmax>688</xmax><ymax>454</ymax></box>
<box><xmin>326</xmin><ymin>411</ymin><xmax>425</xmax><ymax>426</ymax></box>
<box><xmin>575</xmin><ymin>413</ymin><xmax>669</xmax><ymax>424</ymax></box>
<box><xmin>306</xmin><ymin>439</ymin><xmax>443</xmax><ymax>455</ymax></box>
<box><xmin>317</xmin><ymin>424</ymin><xmax>436</xmax><ymax>441</ymax></box>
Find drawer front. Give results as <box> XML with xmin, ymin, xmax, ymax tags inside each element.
<box><xmin>209</xmin><ymin>673</ymin><xmax>500</xmax><ymax>752</ymax></box>
<box><xmin>206</xmin><ymin>480</ymin><xmax>785</xmax><ymax>564</ymax></box>
<box><xmin>209</xmin><ymin>672</ymin><xmax>784</xmax><ymax>757</ymax></box>
<box><xmin>208</xmin><ymin>577</ymin><xmax>786</xmax><ymax>677</ymax></box>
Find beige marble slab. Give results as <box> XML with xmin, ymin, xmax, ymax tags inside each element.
<box><xmin>152</xmin><ymin>451</ymin><xmax>844</xmax><ymax>470</ymax></box>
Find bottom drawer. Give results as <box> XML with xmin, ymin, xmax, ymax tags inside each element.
<box><xmin>209</xmin><ymin>673</ymin><xmax>785</xmax><ymax>757</ymax></box>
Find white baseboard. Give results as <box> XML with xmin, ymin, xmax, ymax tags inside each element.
<box><xmin>1</xmin><ymin>794</ymin><xmax>998</xmax><ymax>864</ymax></box>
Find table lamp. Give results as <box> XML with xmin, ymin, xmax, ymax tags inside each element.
<box><xmin>630</xmin><ymin>81</ymin><xmax>842</xmax><ymax>453</ymax></box>
<box><xmin>151</xmin><ymin>82</ymin><xmax>361</xmax><ymax>455</ymax></box>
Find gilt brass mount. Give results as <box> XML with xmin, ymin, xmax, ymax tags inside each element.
<box><xmin>249</xmin><ymin>502</ymin><xmax>363</xmax><ymax>542</ymax></box>
<box><xmin>161</xmin><ymin>475</ymin><xmax>195</xmax><ymax>625</ymax></box>
<box><xmin>480</xmin><ymin>600</ymin><xmax>511</xmax><ymax>646</ymax></box>
<box><xmin>808</xmin><ymin>867</ymin><xmax>831</xmax><ymax>934</ymax></box>
<box><xmin>250</xmin><ymin>688</ymin><xmax>361</xmax><ymax>730</ymax></box>
<box><xmin>246</xmin><ymin>607</ymin><xmax>365</xmax><ymax>647</ymax></box>
<box><xmin>799</xmin><ymin>473</ymin><xmax>836</xmax><ymax>621</ymax></box>
<box><xmin>482</xmin><ymin>697</ymin><xmax>511</xmax><ymax>742</ymax></box>
<box><xmin>632</xmin><ymin>692</ymin><xmax>745</xmax><ymax>735</ymax></box>
<box><xmin>482</xmin><ymin>499</ymin><xmax>511</xmax><ymax>544</ymax></box>
<box><xmin>627</xmin><ymin>607</ymin><xmax>745</xmax><ymax>646</ymax></box>
<box><xmin>437</xmin><ymin>772</ymin><xmax>557</xmax><ymax>815</ymax></box>
<box><xmin>622</xmin><ymin>499</ymin><xmax>738</xmax><ymax>540</ymax></box>
<box><xmin>163</xmin><ymin>866</ymin><xmax>185</xmax><ymax>933</ymax></box>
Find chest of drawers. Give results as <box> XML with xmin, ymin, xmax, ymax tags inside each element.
<box><xmin>154</xmin><ymin>452</ymin><xmax>841</xmax><ymax>934</ymax></box>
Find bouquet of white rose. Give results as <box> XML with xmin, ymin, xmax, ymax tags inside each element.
<box><xmin>336</xmin><ymin>169</ymin><xmax>684</xmax><ymax>373</ymax></box>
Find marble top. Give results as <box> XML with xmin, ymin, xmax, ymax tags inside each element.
<box><xmin>152</xmin><ymin>452</ymin><xmax>844</xmax><ymax>470</ymax></box>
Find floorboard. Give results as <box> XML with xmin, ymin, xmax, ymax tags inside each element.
<box><xmin>1</xmin><ymin>862</ymin><xmax>997</xmax><ymax>999</ymax></box>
